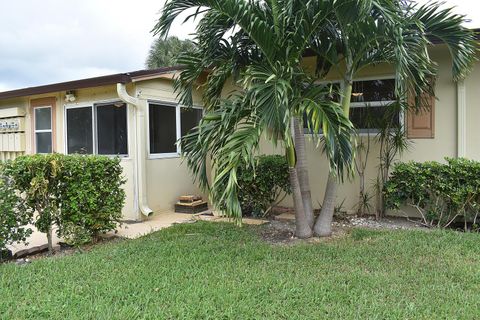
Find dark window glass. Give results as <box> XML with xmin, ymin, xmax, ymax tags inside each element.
<box><xmin>180</xmin><ymin>107</ymin><xmax>202</xmax><ymax>137</ymax></box>
<box><xmin>350</xmin><ymin>106</ymin><xmax>400</xmax><ymax>130</ymax></box>
<box><xmin>66</xmin><ymin>107</ymin><xmax>93</xmax><ymax>154</ymax></box>
<box><xmin>96</xmin><ymin>103</ymin><xmax>128</xmax><ymax>155</ymax></box>
<box><xmin>35</xmin><ymin>107</ymin><xmax>51</xmax><ymax>130</ymax></box>
<box><xmin>351</xmin><ymin>79</ymin><xmax>395</xmax><ymax>103</ymax></box>
<box><xmin>36</xmin><ymin>132</ymin><xmax>52</xmax><ymax>153</ymax></box>
<box><xmin>149</xmin><ymin>104</ymin><xmax>177</xmax><ymax>154</ymax></box>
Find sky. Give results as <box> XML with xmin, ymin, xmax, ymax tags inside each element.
<box><xmin>0</xmin><ymin>0</ymin><xmax>479</xmax><ymax>92</ymax></box>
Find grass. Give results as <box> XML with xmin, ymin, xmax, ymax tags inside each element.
<box><xmin>1</xmin><ymin>222</ymin><xmax>480</xmax><ymax>319</ymax></box>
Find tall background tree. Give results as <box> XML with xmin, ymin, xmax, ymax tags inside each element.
<box><xmin>145</xmin><ymin>36</ymin><xmax>195</xmax><ymax>69</ymax></box>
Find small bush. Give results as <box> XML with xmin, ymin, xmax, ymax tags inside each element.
<box><xmin>0</xmin><ymin>172</ymin><xmax>32</xmax><ymax>260</ymax></box>
<box><xmin>3</xmin><ymin>154</ymin><xmax>126</xmax><ymax>251</ymax></box>
<box><xmin>384</xmin><ymin>158</ymin><xmax>480</xmax><ymax>229</ymax></box>
<box><xmin>58</xmin><ymin>155</ymin><xmax>126</xmax><ymax>245</ymax></box>
<box><xmin>237</xmin><ymin>155</ymin><xmax>291</xmax><ymax>217</ymax></box>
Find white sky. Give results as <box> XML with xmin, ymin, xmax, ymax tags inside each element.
<box><xmin>0</xmin><ymin>0</ymin><xmax>478</xmax><ymax>91</ymax></box>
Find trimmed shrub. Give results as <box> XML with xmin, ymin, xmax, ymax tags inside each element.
<box><xmin>384</xmin><ymin>158</ymin><xmax>480</xmax><ymax>229</ymax></box>
<box><xmin>0</xmin><ymin>172</ymin><xmax>32</xmax><ymax>261</ymax></box>
<box><xmin>57</xmin><ymin>155</ymin><xmax>126</xmax><ymax>245</ymax></box>
<box><xmin>3</xmin><ymin>154</ymin><xmax>126</xmax><ymax>250</ymax></box>
<box><xmin>237</xmin><ymin>155</ymin><xmax>291</xmax><ymax>217</ymax></box>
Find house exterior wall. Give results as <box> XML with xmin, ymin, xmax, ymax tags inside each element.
<box><xmin>135</xmin><ymin>78</ymin><xmax>206</xmax><ymax>214</ymax></box>
<box><xmin>258</xmin><ymin>45</ymin><xmax>470</xmax><ymax>213</ymax></box>
<box><xmin>0</xmin><ymin>80</ymin><xmax>205</xmax><ymax>221</ymax></box>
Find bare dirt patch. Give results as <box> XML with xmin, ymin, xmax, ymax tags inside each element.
<box><xmin>258</xmin><ymin>213</ymin><xmax>425</xmax><ymax>245</ymax></box>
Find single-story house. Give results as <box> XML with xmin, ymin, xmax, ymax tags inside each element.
<box><xmin>0</xmin><ymin>67</ymin><xmax>207</xmax><ymax>221</ymax></box>
<box><xmin>0</xmin><ymin>35</ymin><xmax>479</xmax><ymax>219</ymax></box>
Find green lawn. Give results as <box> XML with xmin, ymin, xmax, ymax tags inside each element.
<box><xmin>1</xmin><ymin>222</ymin><xmax>479</xmax><ymax>319</ymax></box>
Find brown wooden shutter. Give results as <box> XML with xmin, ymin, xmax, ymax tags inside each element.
<box><xmin>406</xmin><ymin>92</ymin><xmax>435</xmax><ymax>139</ymax></box>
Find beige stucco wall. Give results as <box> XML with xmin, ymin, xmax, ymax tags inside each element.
<box><xmin>135</xmin><ymin>78</ymin><xmax>206</xmax><ymax>214</ymax></box>
<box><xmin>465</xmin><ymin>57</ymin><xmax>480</xmax><ymax>161</ymax></box>
<box><xmin>257</xmin><ymin>45</ymin><xmax>471</xmax><ymax>213</ymax></box>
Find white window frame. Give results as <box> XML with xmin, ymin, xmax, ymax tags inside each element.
<box><xmin>147</xmin><ymin>101</ymin><xmax>203</xmax><ymax>159</ymax></box>
<box><xmin>33</xmin><ymin>105</ymin><xmax>53</xmax><ymax>154</ymax></box>
<box><xmin>64</xmin><ymin>100</ymin><xmax>129</xmax><ymax>157</ymax></box>
<box><xmin>307</xmin><ymin>75</ymin><xmax>403</xmax><ymax>136</ymax></box>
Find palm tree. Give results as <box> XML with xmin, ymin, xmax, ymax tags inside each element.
<box><xmin>153</xmin><ymin>0</ymin><xmax>355</xmax><ymax>238</ymax></box>
<box><xmin>146</xmin><ymin>36</ymin><xmax>196</xmax><ymax>69</ymax></box>
<box><xmin>311</xmin><ymin>0</ymin><xmax>477</xmax><ymax>236</ymax></box>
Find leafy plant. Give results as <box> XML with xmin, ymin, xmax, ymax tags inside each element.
<box><xmin>57</xmin><ymin>155</ymin><xmax>126</xmax><ymax>245</ymax></box>
<box><xmin>384</xmin><ymin>158</ymin><xmax>480</xmax><ymax>230</ymax></box>
<box><xmin>0</xmin><ymin>172</ymin><xmax>32</xmax><ymax>261</ymax></box>
<box><xmin>237</xmin><ymin>155</ymin><xmax>291</xmax><ymax>217</ymax></box>
<box><xmin>3</xmin><ymin>154</ymin><xmax>125</xmax><ymax>253</ymax></box>
<box><xmin>3</xmin><ymin>154</ymin><xmax>64</xmax><ymax>253</ymax></box>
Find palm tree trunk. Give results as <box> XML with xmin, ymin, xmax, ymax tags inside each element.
<box><xmin>293</xmin><ymin>117</ymin><xmax>314</xmax><ymax>227</ymax></box>
<box><xmin>285</xmin><ymin>128</ymin><xmax>312</xmax><ymax>239</ymax></box>
<box><xmin>314</xmin><ymin>173</ymin><xmax>337</xmax><ymax>236</ymax></box>
<box><xmin>289</xmin><ymin>166</ymin><xmax>313</xmax><ymax>238</ymax></box>
<box><xmin>315</xmin><ymin>78</ymin><xmax>353</xmax><ymax>237</ymax></box>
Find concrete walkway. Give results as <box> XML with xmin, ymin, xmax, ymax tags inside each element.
<box><xmin>7</xmin><ymin>211</ymin><xmax>195</xmax><ymax>258</ymax></box>
<box><xmin>7</xmin><ymin>211</ymin><xmax>268</xmax><ymax>258</ymax></box>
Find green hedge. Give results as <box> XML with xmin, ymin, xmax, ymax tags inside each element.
<box><xmin>384</xmin><ymin>158</ymin><xmax>480</xmax><ymax>229</ymax></box>
<box><xmin>237</xmin><ymin>155</ymin><xmax>291</xmax><ymax>217</ymax></box>
<box><xmin>0</xmin><ymin>171</ymin><xmax>32</xmax><ymax>260</ymax></box>
<box><xmin>1</xmin><ymin>154</ymin><xmax>126</xmax><ymax>251</ymax></box>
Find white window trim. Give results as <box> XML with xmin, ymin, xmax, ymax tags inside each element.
<box><xmin>147</xmin><ymin>101</ymin><xmax>203</xmax><ymax>160</ymax></box>
<box><xmin>33</xmin><ymin>105</ymin><xmax>53</xmax><ymax>154</ymax></box>
<box><xmin>64</xmin><ymin>100</ymin><xmax>130</xmax><ymax>158</ymax></box>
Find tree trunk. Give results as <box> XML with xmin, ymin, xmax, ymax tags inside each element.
<box><xmin>293</xmin><ymin>117</ymin><xmax>314</xmax><ymax>227</ymax></box>
<box><xmin>289</xmin><ymin>167</ymin><xmax>313</xmax><ymax>238</ymax></box>
<box><xmin>46</xmin><ymin>225</ymin><xmax>53</xmax><ymax>255</ymax></box>
<box><xmin>315</xmin><ymin>78</ymin><xmax>353</xmax><ymax>237</ymax></box>
<box><xmin>314</xmin><ymin>174</ymin><xmax>337</xmax><ymax>236</ymax></box>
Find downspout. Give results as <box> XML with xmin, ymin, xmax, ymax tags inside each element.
<box><xmin>117</xmin><ymin>83</ymin><xmax>153</xmax><ymax>217</ymax></box>
<box><xmin>457</xmin><ymin>80</ymin><xmax>466</xmax><ymax>158</ymax></box>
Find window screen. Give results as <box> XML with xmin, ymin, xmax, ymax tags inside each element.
<box><xmin>66</xmin><ymin>107</ymin><xmax>93</xmax><ymax>154</ymax></box>
<box><xmin>180</xmin><ymin>107</ymin><xmax>202</xmax><ymax>137</ymax></box>
<box><xmin>34</xmin><ymin>107</ymin><xmax>52</xmax><ymax>153</ymax></box>
<box><xmin>96</xmin><ymin>103</ymin><xmax>128</xmax><ymax>155</ymax></box>
<box><xmin>149</xmin><ymin>104</ymin><xmax>177</xmax><ymax>154</ymax></box>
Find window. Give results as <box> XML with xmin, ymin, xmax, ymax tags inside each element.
<box><xmin>304</xmin><ymin>78</ymin><xmax>399</xmax><ymax>134</ymax></box>
<box><xmin>180</xmin><ymin>107</ymin><xmax>203</xmax><ymax>137</ymax></box>
<box><xmin>350</xmin><ymin>78</ymin><xmax>399</xmax><ymax>131</ymax></box>
<box><xmin>66</xmin><ymin>107</ymin><xmax>93</xmax><ymax>154</ymax></box>
<box><xmin>96</xmin><ymin>103</ymin><xmax>128</xmax><ymax>155</ymax></box>
<box><xmin>149</xmin><ymin>103</ymin><xmax>203</xmax><ymax>157</ymax></box>
<box><xmin>34</xmin><ymin>107</ymin><xmax>53</xmax><ymax>153</ymax></box>
<box><xmin>65</xmin><ymin>102</ymin><xmax>128</xmax><ymax>156</ymax></box>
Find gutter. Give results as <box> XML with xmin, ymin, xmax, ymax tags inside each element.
<box><xmin>117</xmin><ymin>83</ymin><xmax>153</xmax><ymax>217</ymax></box>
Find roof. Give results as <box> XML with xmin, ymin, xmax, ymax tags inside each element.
<box><xmin>0</xmin><ymin>66</ymin><xmax>184</xmax><ymax>100</ymax></box>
